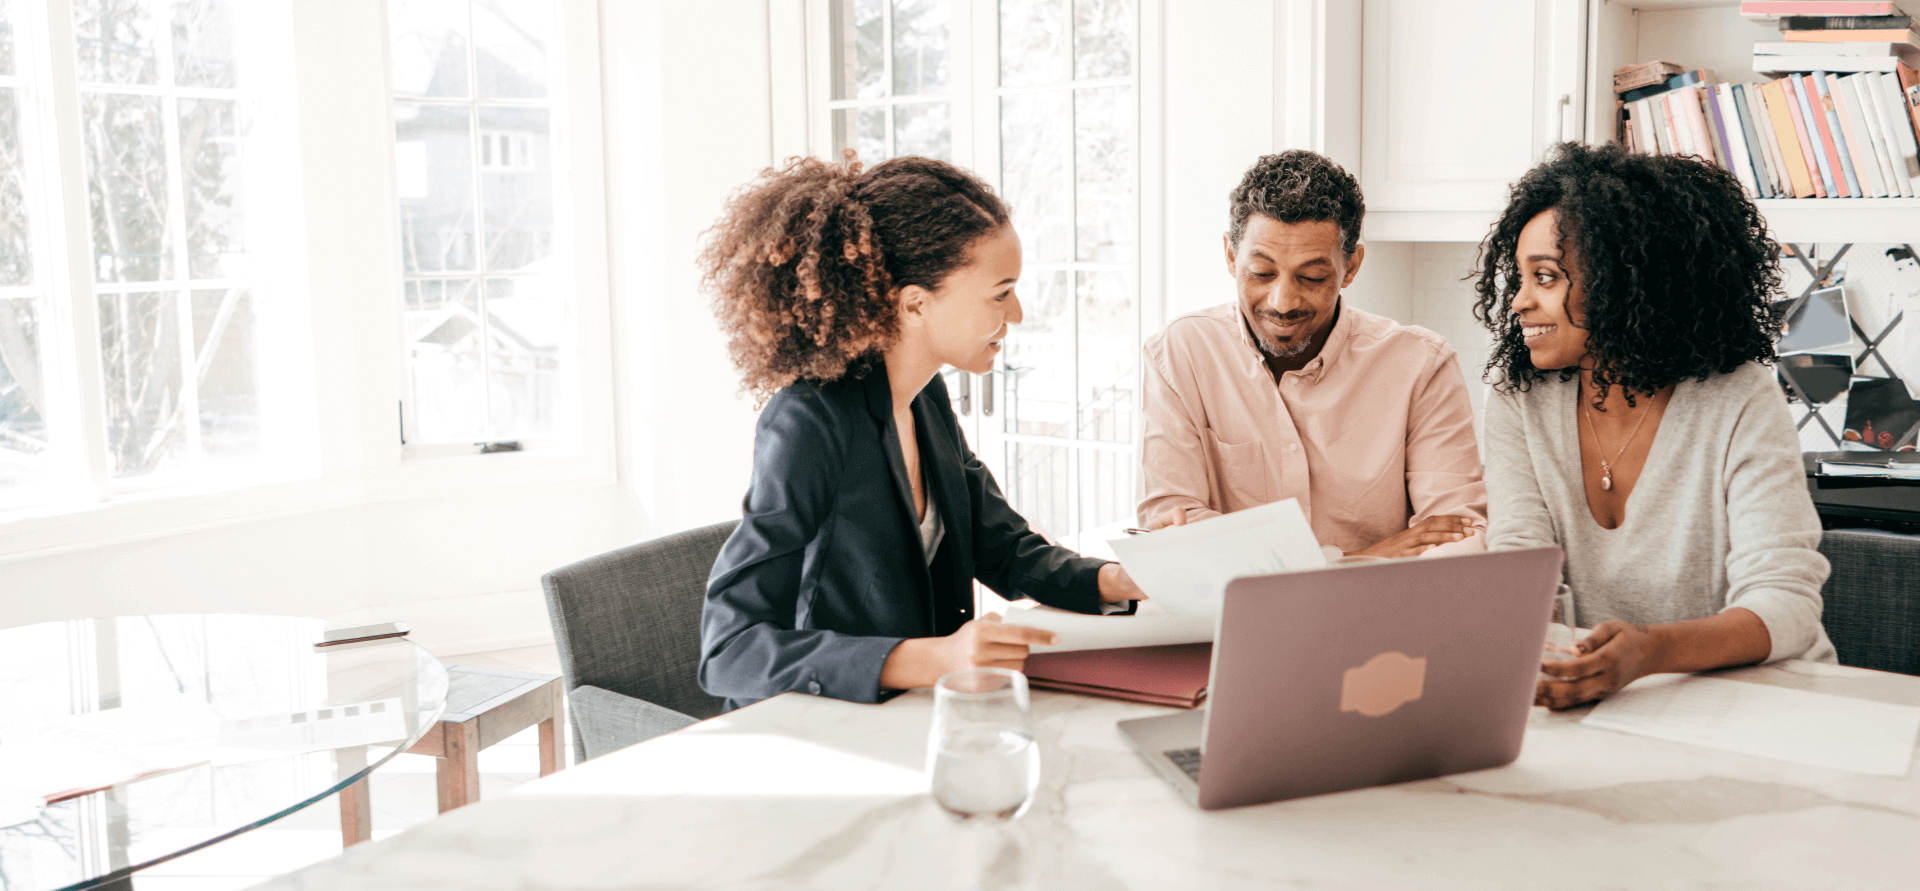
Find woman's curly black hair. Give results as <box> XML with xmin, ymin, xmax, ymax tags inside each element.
<box><xmin>1471</xmin><ymin>142</ymin><xmax>1783</xmax><ymax>405</ymax></box>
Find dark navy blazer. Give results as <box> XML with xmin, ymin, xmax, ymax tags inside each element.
<box><xmin>698</xmin><ymin>362</ymin><xmax>1114</xmax><ymax>710</ymax></box>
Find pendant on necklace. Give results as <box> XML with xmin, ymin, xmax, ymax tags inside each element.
<box><xmin>1601</xmin><ymin>465</ymin><xmax>1614</xmax><ymax>491</ymax></box>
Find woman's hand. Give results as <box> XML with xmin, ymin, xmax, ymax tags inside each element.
<box><xmin>1535</xmin><ymin>620</ymin><xmax>1663</xmax><ymax>709</ymax></box>
<box><xmin>879</xmin><ymin>614</ymin><xmax>1060</xmax><ymax>690</ymax></box>
<box><xmin>1351</xmin><ymin>515</ymin><xmax>1474</xmax><ymax>559</ymax></box>
<box><xmin>1098</xmin><ymin>563</ymin><xmax>1148</xmax><ymax>604</ymax></box>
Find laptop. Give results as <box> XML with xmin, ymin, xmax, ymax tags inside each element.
<box><xmin>1119</xmin><ymin>546</ymin><xmax>1564</xmax><ymax>810</ymax></box>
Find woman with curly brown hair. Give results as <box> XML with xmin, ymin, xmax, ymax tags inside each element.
<box><xmin>696</xmin><ymin>155</ymin><xmax>1145</xmax><ymax>710</ymax></box>
<box><xmin>1474</xmin><ymin>143</ymin><xmax>1835</xmax><ymax>710</ymax></box>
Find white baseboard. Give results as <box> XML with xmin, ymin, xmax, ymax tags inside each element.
<box><xmin>323</xmin><ymin>588</ymin><xmax>555</xmax><ymax>658</ymax></box>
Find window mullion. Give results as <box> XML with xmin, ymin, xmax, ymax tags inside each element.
<box><xmin>155</xmin><ymin>3</ymin><xmax>205</xmax><ymax>467</ymax></box>
<box><xmin>462</xmin><ymin>3</ymin><xmax>496</xmax><ymax>440</ymax></box>
<box><xmin>37</xmin><ymin>0</ymin><xmax>112</xmax><ymax>499</ymax></box>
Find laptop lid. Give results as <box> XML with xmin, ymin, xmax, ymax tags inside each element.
<box><xmin>1197</xmin><ymin>546</ymin><xmax>1564</xmax><ymax>811</ymax></box>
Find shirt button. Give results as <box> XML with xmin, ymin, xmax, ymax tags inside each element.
<box><xmin>807</xmin><ymin>681</ymin><xmax>822</xmax><ymax>695</ymax></box>
<box><xmin>1289</xmin><ymin>443</ymin><xmax>1299</xmax><ymax>452</ymax></box>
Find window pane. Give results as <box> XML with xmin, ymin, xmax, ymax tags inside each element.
<box><xmin>389</xmin><ymin>0</ymin><xmax>470</xmax><ymax>99</ymax></box>
<box><xmin>394</xmin><ymin>103</ymin><xmax>477</xmax><ymax>273</ymax></box>
<box><xmin>83</xmin><ymin>92</ymin><xmax>173</xmax><ymax>283</ymax></box>
<box><xmin>478</xmin><ymin>106</ymin><xmax>550</xmax><ymax>271</ymax></box>
<box><xmin>180</xmin><ymin>97</ymin><xmax>245</xmax><ymax>279</ymax></box>
<box><xmin>474</xmin><ymin>0</ymin><xmax>549</xmax><ymax>99</ymax></box>
<box><xmin>1000</xmin><ymin>91</ymin><xmax>1070</xmax><ymax>264</ymax></box>
<box><xmin>1006</xmin><ymin>442</ymin><xmax>1069</xmax><ymax>539</ymax></box>
<box><xmin>891</xmin><ymin>0</ymin><xmax>947</xmax><ymax>97</ymax></box>
<box><xmin>830</xmin><ymin>0</ymin><xmax>885</xmax><ymax>101</ymax></box>
<box><xmin>405</xmin><ymin>278</ymin><xmax>487</xmax><ymax>442</ymax></box>
<box><xmin>0</xmin><ymin>297</ymin><xmax>47</xmax><ymax>488</ymax></box>
<box><xmin>99</xmin><ymin>290</ymin><xmax>186</xmax><ymax>479</ymax></box>
<box><xmin>191</xmin><ymin>288</ymin><xmax>258</xmax><ymax>458</ymax></box>
<box><xmin>1079</xmin><ymin>448</ymin><xmax>1128</xmax><ymax>528</ymax></box>
<box><xmin>999</xmin><ymin>0</ymin><xmax>1068</xmax><ymax>87</ymax></box>
<box><xmin>1073</xmin><ymin>0</ymin><xmax>1131</xmax><ymax>79</ymax></box>
<box><xmin>0</xmin><ymin>88</ymin><xmax>30</xmax><ymax>286</ymax></box>
<box><xmin>1074</xmin><ymin>85</ymin><xmax>1132</xmax><ymax>263</ymax></box>
<box><xmin>1075</xmin><ymin>269</ymin><xmax>1132</xmax><ymax>441</ymax></box>
<box><xmin>1004</xmin><ymin>269</ymin><xmax>1070</xmax><ymax>437</ymax></box>
<box><xmin>0</xmin><ymin>0</ymin><xmax>16</xmax><ymax>77</ymax></box>
<box><xmin>74</xmin><ymin>0</ymin><xmax>159</xmax><ymax>85</ymax></box>
<box><xmin>893</xmin><ymin>101</ymin><xmax>949</xmax><ymax>161</ymax></box>
<box><xmin>484</xmin><ymin>276</ymin><xmax>558</xmax><ymax>438</ymax></box>
<box><xmin>832</xmin><ymin>105</ymin><xmax>886</xmax><ymax>164</ymax></box>
<box><xmin>172</xmin><ymin>0</ymin><xmax>237</xmax><ymax>89</ymax></box>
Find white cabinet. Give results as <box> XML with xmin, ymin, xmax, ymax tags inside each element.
<box><xmin>1360</xmin><ymin>0</ymin><xmax>1587</xmax><ymax>222</ymax></box>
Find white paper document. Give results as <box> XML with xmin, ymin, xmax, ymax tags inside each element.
<box><xmin>1582</xmin><ymin>676</ymin><xmax>1920</xmax><ymax>777</ymax></box>
<box><xmin>1002</xmin><ymin>607</ymin><xmax>1214</xmax><ymax>654</ymax></box>
<box><xmin>1105</xmin><ymin>498</ymin><xmax>1326</xmax><ymax>616</ymax></box>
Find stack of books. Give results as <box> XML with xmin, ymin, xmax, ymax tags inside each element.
<box><xmin>1614</xmin><ymin>1</ymin><xmax>1920</xmax><ymax>198</ymax></box>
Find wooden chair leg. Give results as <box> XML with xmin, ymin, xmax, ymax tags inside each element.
<box><xmin>437</xmin><ymin>721</ymin><xmax>482</xmax><ymax>813</ymax></box>
<box><xmin>339</xmin><ymin>777</ymin><xmax>372</xmax><ymax>847</ymax></box>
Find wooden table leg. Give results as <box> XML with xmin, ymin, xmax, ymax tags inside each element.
<box><xmin>537</xmin><ymin>716</ymin><xmax>558</xmax><ymax>777</ymax></box>
<box><xmin>437</xmin><ymin>720</ymin><xmax>481</xmax><ymax>813</ymax></box>
<box><xmin>339</xmin><ymin>776</ymin><xmax>372</xmax><ymax>847</ymax></box>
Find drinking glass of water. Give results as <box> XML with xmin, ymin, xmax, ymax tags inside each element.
<box><xmin>928</xmin><ymin>667</ymin><xmax>1038</xmax><ymax>825</ymax></box>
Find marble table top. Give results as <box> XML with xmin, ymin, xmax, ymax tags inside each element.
<box><xmin>247</xmin><ymin>660</ymin><xmax>1920</xmax><ymax>890</ymax></box>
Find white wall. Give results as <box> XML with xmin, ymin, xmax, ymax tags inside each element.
<box><xmin>602</xmin><ymin>0</ymin><xmax>771</xmax><ymax>537</ymax></box>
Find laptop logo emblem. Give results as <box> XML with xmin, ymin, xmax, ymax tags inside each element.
<box><xmin>1340</xmin><ymin>651</ymin><xmax>1427</xmax><ymax>717</ymax></box>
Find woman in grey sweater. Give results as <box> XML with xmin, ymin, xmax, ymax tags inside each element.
<box><xmin>1471</xmin><ymin>143</ymin><xmax>1835</xmax><ymax>710</ymax></box>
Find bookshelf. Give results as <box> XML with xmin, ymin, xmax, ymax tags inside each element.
<box><xmin>1364</xmin><ymin>0</ymin><xmax>1920</xmax><ymax>242</ymax></box>
<box><xmin>1592</xmin><ymin>1</ymin><xmax>1920</xmax><ymax>243</ymax></box>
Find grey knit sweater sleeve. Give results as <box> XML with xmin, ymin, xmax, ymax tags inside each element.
<box><xmin>1484</xmin><ymin>364</ymin><xmax>1835</xmax><ymax>664</ymax></box>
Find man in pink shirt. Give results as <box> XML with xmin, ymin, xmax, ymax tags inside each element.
<box><xmin>1140</xmin><ymin>151</ymin><xmax>1487</xmax><ymax>558</ymax></box>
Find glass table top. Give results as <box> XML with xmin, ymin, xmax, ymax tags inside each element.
<box><xmin>0</xmin><ymin>615</ymin><xmax>449</xmax><ymax>891</ymax></box>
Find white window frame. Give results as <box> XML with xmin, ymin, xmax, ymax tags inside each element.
<box><xmin>386</xmin><ymin>0</ymin><xmax>584</xmax><ymax>457</ymax></box>
<box><xmin>0</xmin><ymin>0</ymin><xmax>616</xmax><ymax>558</ymax></box>
<box><xmin>1</xmin><ymin>0</ymin><xmax>313</xmax><ymax>515</ymax></box>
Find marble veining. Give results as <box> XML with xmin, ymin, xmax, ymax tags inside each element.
<box><xmin>245</xmin><ymin>661</ymin><xmax>1920</xmax><ymax>891</ymax></box>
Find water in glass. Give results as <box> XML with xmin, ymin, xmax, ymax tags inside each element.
<box><xmin>929</xmin><ymin>668</ymin><xmax>1038</xmax><ymax>824</ymax></box>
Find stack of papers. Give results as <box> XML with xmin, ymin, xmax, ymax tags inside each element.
<box><xmin>1583</xmin><ymin>675</ymin><xmax>1920</xmax><ymax>776</ymax></box>
<box><xmin>1005</xmin><ymin>499</ymin><xmax>1324</xmax><ymax>653</ymax></box>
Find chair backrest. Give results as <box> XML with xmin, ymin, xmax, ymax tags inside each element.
<box><xmin>542</xmin><ymin>520</ymin><xmax>738</xmax><ymax>729</ymax></box>
<box><xmin>1818</xmin><ymin>528</ymin><xmax>1920</xmax><ymax>677</ymax></box>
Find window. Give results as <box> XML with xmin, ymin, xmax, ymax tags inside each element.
<box><xmin>0</xmin><ymin>0</ymin><xmax>299</xmax><ymax>509</ymax></box>
<box><xmin>826</xmin><ymin>0</ymin><xmax>952</xmax><ymax>163</ymax></box>
<box><xmin>812</xmin><ymin>0</ymin><xmax>1143</xmax><ymax>540</ymax></box>
<box><xmin>388</xmin><ymin>0</ymin><xmax>572</xmax><ymax>447</ymax></box>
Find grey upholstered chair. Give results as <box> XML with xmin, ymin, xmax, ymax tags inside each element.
<box><xmin>1818</xmin><ymin>528</ymin><xmax>1920</xmax><ymax>677</ymax></box>
<box><xmin>542</xmin><ymin>520</ymin><xmax>738</xmax><ymax>762</ymax></box>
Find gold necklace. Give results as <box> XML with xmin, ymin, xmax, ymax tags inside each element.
<box><xmin>1581</xmin><ymin>398</ymin><xmax>1653</xmax><ymax>492</ymax></box>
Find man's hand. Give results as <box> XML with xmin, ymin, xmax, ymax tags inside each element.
<box><xmin>880</xmin><ymin>614</ymin><xmax>1060</xmax><ymax>690</ymax></box>
<box><xmin>1145</xmin><ymin>506</ymin><xmax>1188</xmax><ymax>530</ymax></box>
<box><xmin>1352</xmin><ymin>515</ymin><xmax>1474</xmax><ymax>559</ymax></box>
<box><xmin>1535</xmin><ymin>620</ymin><xmax>1662</xmax><ymax>709</ymax></box>
<box><xmin>1097</xmin><ymin>563</ymin><xmax>1148</xmax><ymax>603</ymax></box>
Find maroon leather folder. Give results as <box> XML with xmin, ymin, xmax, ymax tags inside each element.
<box><xmin>1022</xmin><ymin>642</ymin><xmax>1212</xmax><ymax>709</ymax></box>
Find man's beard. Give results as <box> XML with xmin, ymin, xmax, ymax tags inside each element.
<box><xmin>1252</xmin><ymin>314</ymin><xmax>1314</xmax><ymax>359</ymax></box>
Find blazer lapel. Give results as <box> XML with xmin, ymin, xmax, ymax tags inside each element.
<box><xmin>864</xmin><ymin>363</ymin><xmax>923</xmax><ymax>537</ymax></box>
<box><xmin>913</xmin><ymin>389</ymin><xmax>971</xmax><ymax>576</ymax></box>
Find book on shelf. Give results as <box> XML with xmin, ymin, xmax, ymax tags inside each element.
<box><xmin>1757</xmin><ymin>54</ymin><xmax>1911</xmax><ymax>71</ymax></box>
<box><xmin>1621</xmin><ymin>68</ymin><xmax>1710</xmax><ymax>103</ymax></box>
<box><xmin>1743</xmin><ymin>2</ymin><xmax>1917</xmax><ymax>19</ymax></box>
<box><xmin>1785</xmin><ymin>26</ymin><xmax>1920</xmax><ymax>41</ymax></box>
<box><xmin>1756</xmin><ymin>40</ymin><xmax>1920</xmax><ymax>57</ymax></box>
<box><xmin>1779</xmin><ymin>14</ymin><xmax>1914</xmax><ymax>29</ymax></box>
<box><xmin>1615</xmin><ymin>60</ymin><xmax>1685</xmax><ymax>92</ymax></box>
